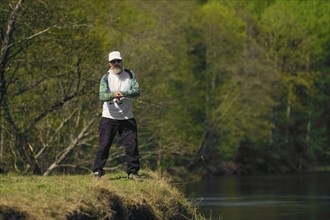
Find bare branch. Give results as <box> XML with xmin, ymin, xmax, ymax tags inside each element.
<box><xmin>1</xmin><ymin>0</ymin><xmax>25</xmax><ymax>104</ymax></box>
<box><xmin>26</xmin><ymin>94</ymin><xmax>78</xmax><ymax>132</ymax></box>
<box><xmin>35</xmin><ymin>108</ymin><xmax>79</xmax><ymax>159</ymax></box>
<box><xmin>0</xmin><ymin>0</ymin><xmax>25</xmax><ymax>66</ymax></box>
<box><xmin>12</xmin><ymin>76</ymin><xmax>48</xmax><ymax>97</ymax></box>
<box><xmin>10</xmin><ymin>139</ymin><xmax>20</xmax><ymax>173</ymax></box>
<box><xmin>43</xmin><ymin>114</ymin><xmax>98</xmax><ymax>176</ymax></box>
<box><xmin>55</xmin><ymin>164</ymin><xmax>91</xmax><ymax>172</ymax></box>
<box><xmin>25</xmin><ymin>26</ymin><xmax>55</xmax><ymax>41</ymax></box>
<box><xmin>12</xmin><ymin>23</ymin><xmax>92</xmax><ymax>48</ymax></box>
<box><xmin>104</xmin><ymin>164</ymin><xmax>124</xmax><ymax>172</ymax></box>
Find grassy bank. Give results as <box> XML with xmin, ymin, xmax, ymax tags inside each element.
<box><xmin>0</xmin><ymin>170</ymin><xmax>205</xmax><ymax>220</ymax></box>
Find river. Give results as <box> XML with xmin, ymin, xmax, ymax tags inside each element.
<box><xmin>183</xmin><ymin>172</ymin><xmax>330</xmax><ymax>220</ymax></box>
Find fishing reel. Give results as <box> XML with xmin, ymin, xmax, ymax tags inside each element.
<box><xmin>113</xmin><ymin>98</ymin><xmax>123</xmax><ymax>105</ymax></box>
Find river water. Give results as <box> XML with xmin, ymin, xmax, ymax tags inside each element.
<box><xmin>183</xmin><ymin>172</ymin><xmax>330</xmax><ymax>220</ymax></box>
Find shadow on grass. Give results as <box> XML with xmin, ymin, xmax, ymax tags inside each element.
<box><xmin>0</xmin><ymin>206</ymin><xmax>28</xmax><ymax>220</ymax></box>
<box><xmin>67</xmin><ymin>188</ymin><xmax>157</xmax><ymax>220</ymax></box>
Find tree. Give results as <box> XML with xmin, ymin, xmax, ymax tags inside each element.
<box><xmin>187</xmin><ymin>2</ymin><xmax>280</xmax><ymax>173</ymax></box>
<box><xmin>0</xmin><ymin>0</ymin><xmax>103</xmax><ymax>174</ymax></box>
<box><xmin>257</xmin><ymin>0</ymin><xmax>330</xmax><ymax>170</ymax></box>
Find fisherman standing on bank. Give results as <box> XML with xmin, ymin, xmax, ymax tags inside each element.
<box><xmin>93</xmin><ymin>51</ymin><xmax>141</xmax><ymax>180</ymax></box>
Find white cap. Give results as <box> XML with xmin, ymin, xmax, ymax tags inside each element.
<box><xmin>108</xmin><ymin>51</ymin><xmax>122</xmax><ymax>61</ymax></box>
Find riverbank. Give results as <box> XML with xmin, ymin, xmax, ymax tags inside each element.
<box><xmin>181</xmin><ymin>161</ymin><xmax>330</xmax><ymax>181</ymax></box>
<box><xmin>0</xmin><ymin>170</ymin><xmax>204</xmax><ymax>220</ymax></box>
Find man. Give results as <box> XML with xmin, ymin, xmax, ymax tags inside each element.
<box><xmin>93</xmin><ymin>51</ymin><xmax>141</xmax><ymax>180</ymax></box>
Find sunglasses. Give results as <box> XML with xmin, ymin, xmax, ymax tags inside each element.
<box><xmin>109</xmin><ymin>59</ymin><xmax>122</xmax><ymax>64</ymax></box>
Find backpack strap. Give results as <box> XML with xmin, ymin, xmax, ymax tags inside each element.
<box><xmin>124</xmin><ymin>68</ymin><xmax>133</xmax><ymax>79</ymax></box>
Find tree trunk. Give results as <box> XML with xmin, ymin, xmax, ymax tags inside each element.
<box><xmin>0</xmin><ymin>0</ymin><xmax>25</xmax><ymax>103</ymax></box>
<box><xmin>188</xmin><ymin>128</ymin><xmax>219</xmax><ymax>171</ymax></box>
<box><xmin>0</xmin><ymin>108</ymin><xmax>3</xmax><ymax>163</ymax></box>
<box><xmin>286</xmin><ymin>99</ymin><xmax>291</xmax><ymax>143</ymax></box>
<box><xmin>306</xmin><ymin>114</ymin><xmax>311</xmax><ymax>144</ymax></box>
<box><xmin>17</xmin><ymin>132</ymin><xmax>41</xmax><ymax>175</ymax></box>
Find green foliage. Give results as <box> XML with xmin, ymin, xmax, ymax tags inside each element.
<box><xmin>255</xmin><ymin>0</ymin><xmax>330</xmax><ymax>169</ymax></box>
<box><xmin>0</xmin><ymin>0</ymin><xmax>329</xmax><ymax>176</ymax></box>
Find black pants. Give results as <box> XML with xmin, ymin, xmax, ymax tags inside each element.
<box><xmin>93</xmin><ymin>117</ymin><xmax>140</xmax><ymax>174</ymax></box>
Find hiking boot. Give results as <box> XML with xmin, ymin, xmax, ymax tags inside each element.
<box><xmin>93</xmin><ymin>170</ymin><xmax>105</xmax><ymax>178</ymax></box>
<box><xmin>128</xmin><ymin>173</ymin><xmax>142</xmax><ymax>182</ymax></box>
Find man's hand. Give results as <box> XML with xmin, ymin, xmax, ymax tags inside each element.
<box><xmin>114</xmin><ymin>91</ymin><xmax>123</xmax><ymax>98</ymax></box>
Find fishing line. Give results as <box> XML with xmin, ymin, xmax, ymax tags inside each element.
<box><xmin>134</xmin><ymin>97</ymin><xmax>196</xmax><ymax>133</ymax></box>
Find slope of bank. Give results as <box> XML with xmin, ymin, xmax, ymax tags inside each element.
<box><xmin>0</xmin><ymin>171</ymin><xmax>203</xmax><ymax>220</ymax></box>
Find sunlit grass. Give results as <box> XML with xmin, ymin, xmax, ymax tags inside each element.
<box><xmin>0</xmin><ymin>170</ymin><xmax>206</xmax><ymax>219</ymax></box>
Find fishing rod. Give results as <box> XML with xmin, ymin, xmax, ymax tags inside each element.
<box><xmin>134</xmin><ymin>97</ymin><xmax>197</xmax><ymax>133</ymax></box>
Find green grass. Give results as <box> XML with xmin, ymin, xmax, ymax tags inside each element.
<box><xmin>0</xmin><ymin>170</ymin><xmax>206</xmax><ymax>220</ymax></box>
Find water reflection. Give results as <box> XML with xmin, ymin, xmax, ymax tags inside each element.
<box><xmin>184</xmin><ymin>172</ymin><xmax>330</xmax><ymax>220</ymax></box>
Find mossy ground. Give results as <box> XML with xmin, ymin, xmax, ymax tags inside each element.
<box><xmin>0</xmin><ymin>170</ymin><xmax>206</xmax><ymax>220</ymax></box>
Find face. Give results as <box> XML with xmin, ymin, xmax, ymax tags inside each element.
<box><xmin>109</xmin><ymin>59</ymin><xmax>123</xmax><ymax>74</ymax></box>
<box><xmin>109</xmin><ymin>59</ymin><xmax>123</xmax><ymax>68</ymax></box>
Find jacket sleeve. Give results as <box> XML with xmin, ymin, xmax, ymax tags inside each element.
<box><xmin>122</xmin><ymin>70</ymin><xmax>140</xmax><ymax>98</ymax></box>
<box><xmin>99</xmin><ymin>74</ymin><xmax>115</xmax><ymax>101</ymax></box>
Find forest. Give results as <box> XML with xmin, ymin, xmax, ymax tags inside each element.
<box><xmin>1</xmin><ymin>0</ymin><xmax>329</xmax><ymax>178</ymax></box>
